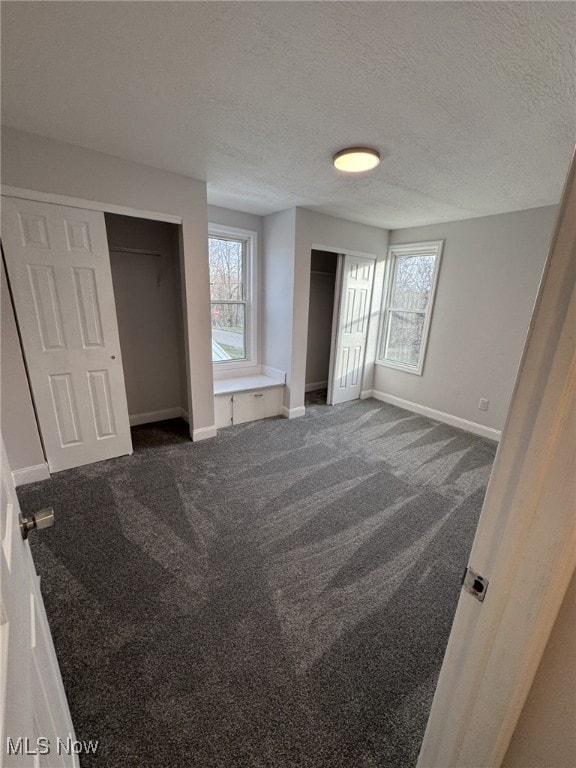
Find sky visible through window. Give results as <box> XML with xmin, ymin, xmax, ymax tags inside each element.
<box><xmin>209</xmin><ymin>237</ymin><xmax>246</xmax><ymax>361</ymax></box>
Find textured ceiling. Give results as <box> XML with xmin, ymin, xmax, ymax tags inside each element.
<box><xmin>2</xmin><ymin>1</ymin><xmax>575</xmax><ymax>228</ymax></box>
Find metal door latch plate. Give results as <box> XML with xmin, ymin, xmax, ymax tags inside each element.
<box><xmin>462</xmin><ymin>566</ymin><xmax>489</xmax><ymax>602</ymax></box>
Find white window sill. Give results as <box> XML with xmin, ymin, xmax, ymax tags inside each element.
<box><xmin>374</xmin><ymin>360</ymin><xmax>423</xmax><ymax>376</ymax></box>
<box><xmin>213</xmin><ymin>374</ymin><xmax>285</xmax><ymax>396</ymax></box>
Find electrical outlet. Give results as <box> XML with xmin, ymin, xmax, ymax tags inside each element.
<box><xmin>478</xmin><ymin>398</ymin><xmax>489</xmax><ymax>411</ymax></box>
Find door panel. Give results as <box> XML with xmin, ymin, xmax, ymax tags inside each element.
<box><xmin>73</xmin><ymin>267</ymin><xmax>104</xmax><ymax>347</ymax></box>
<box><xmin>28</xmin><ymin>264</ymin><xmax>66</xmax><ymax>349</ymax></box>
<box><xmin>233</xmin><ymin>391</ymin><xmax>267</xmax><ymax>425</ymax></box>
<box><xmin>330</xmin><ymin>255</ymin><xmax>375</xmax><ymax>405</ymax></box>
<box><xmin>88</xmin><ymin>370</ymin><xmax>117</xmax><ymax>438</ymax></box>
<box><xmin>49</xmin><ymin>374</ymin><xmax>82</xmax><ymax>446</ymax></box>
<box><xmin>0</xmin><ymin>438</ymin><xmax>78</xmax><ymax>767</ymax></box>
<box><xmin>2</xmin><ymin>196</ymin><xmax>132</xmax><ymax>472</ymax></box>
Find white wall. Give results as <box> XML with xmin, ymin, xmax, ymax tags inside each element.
<box><xmin>106</xmin><ymin>214</ymin><xmax>185</xmax><ymax>420</ymax></box>
<box><xmin>305</xmin><ymin>252</ymin><xmax>337</xmax><ymax>389</ymax></box>
<box><xmin>292</xmin><ymin>208</ymin><xmax>389</xmax><ymax>411</ymax></box>
<box><xmin>208</xmin><ymin>205</ymin><xmax>262</xmax><ymax>236</ymax></box>
<box><xmin>262</xmin><ymin>208</ymin><xmax>297</xmax><ymax>404</ymax></box>
<box><xmin>375</xmin><ymin>206</ymin><xmax>558</xmax><ymax>433</ymax></box>
<box><xmin>0</xmin><ymin>260</ymin><xmax>45</xmax><ymax>472</ymax></box>
<box><xmin>503</xmin><ymin>568</ymin><xmax>576</xmax><ymax>767</ymax></box>
<box><xmin>1</xmin><ymin>128</ymin><xmax>214</xmax><ymax>437</ymax></box>
<box><xmin>1</xmin><ymin>128</ymin><xmax>559</xmax><ymax>444</ymax></box>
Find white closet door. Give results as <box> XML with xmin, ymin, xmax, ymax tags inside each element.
<box><xmin>1</xmin><ymin>437</ymin><xmax>78</xmax><ymax>767</ymax></box>
<box><xmin>330</xmin><ymin>255</ymin><xmax>375</xmax><ymax>405</ymax></box>
<box><xmin>1</xmin><ymin>197</ymin><xmax>132</xmax><ymax>472</ymax></box>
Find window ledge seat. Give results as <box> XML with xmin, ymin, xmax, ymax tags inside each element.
<box><xmin>213</xmin><ymin>375</ymin><xmax>284</xmax><ymax>396</ymax></box>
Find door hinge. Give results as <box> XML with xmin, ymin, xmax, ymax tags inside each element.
<box><xmin>462</xmin><ymin>566</ymin><xmax>489</xmax><ymax>602</ymax></box>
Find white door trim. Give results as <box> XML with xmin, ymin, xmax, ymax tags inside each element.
<box><xmin>417</xmin><ymin>152</ymin><xmax>576</xmax><ymax>767</ymax></box>
<box><xmin>326</xmin><ymin>254</ymin><xmax>344</xmax><ymax>405</ymax></box>
<box><xmin>311</xmin><ymin>242</ymin><xmax>377</xmax><ymax>260</ymax></box>
<box><xmin>1</xmin><ymin>185</ymin><xmax>183</xmax><ymax>225</ymax></box>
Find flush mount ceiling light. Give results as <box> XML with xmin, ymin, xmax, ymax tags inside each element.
<box><xmin>333</xmin><ymin>147</ymin><xmax>380</xmax><ymax>173</ymax></box>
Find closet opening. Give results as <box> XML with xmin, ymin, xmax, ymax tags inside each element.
<box><xmin>305</xmin><ymin>250</ymin><xmax>338</xmax><ymax>406</ymax></box>
<box><xmin>105</xmin><ymin>213</ymin><xmax>188</xmax><ymax>444</ymax></box>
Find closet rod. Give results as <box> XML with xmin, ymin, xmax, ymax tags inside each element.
<box><xmin>109</xmin><ymin>246</ymin><xmax>168</xmax><ymax>287</ymax></box>
<box><xmin>109</xmin><ymin>246</ymin><xmax>166</xmax><ymax>258</ymax></box>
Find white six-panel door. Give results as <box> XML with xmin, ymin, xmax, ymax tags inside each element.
<box><xmin>0</xmin><ymin>437</ymin><xmax>78</xmax><ymax>767</ymax></box>
<box><xmin>1</xmin><ymin>197</ymin><xmax>132</xmax><ymax>472</ymax></box>
<box><xmin>329</xmin><ymin>255</ymin><xmax>375</xmax><ymax>405</ymax></box>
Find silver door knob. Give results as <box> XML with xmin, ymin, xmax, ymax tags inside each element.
<box><xmin>19</xmin><ymin>507</ymin><xmax>55</xmax><ymax>540</ymax></box>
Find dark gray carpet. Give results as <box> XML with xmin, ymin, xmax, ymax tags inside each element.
<box><xmin>304</xmin><ymin>388</ymin><xmax>328</xmax><ymax>405</ymax></box>
<box><xmin>18</xmin><ymin>398</ymin><xmax>496</xmax><ymax>768</ymax></box>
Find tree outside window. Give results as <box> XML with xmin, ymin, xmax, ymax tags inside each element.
<box><xmin>209</xmin><ymin>236</ymin><xmax>247</xmax><ymax>362</ymax></box>
<box><xmin>378</xmin><ymin>241</ymin><xmax>443</xmax><ymax>374</ymax></box>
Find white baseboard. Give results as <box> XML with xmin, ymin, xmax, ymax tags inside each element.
<box><xmin>129</xmin><ymin>408</ymin><xmax>183</xmax><ymax>426</ymax></box>
<box><xmin>282</xmin><ymin>405</ymin><xmax>306</xmax><ymax>419</ymax></box>
<box><xmin>262</xmin><ymin>366</ymin><xmax>286</xmax><ymax>384</ymax></box>
<box><xmin>360</xmin><ymin>389</ymin><xmax>374</xmax><ymax>400</ymax></box>
<box><xmin>12</xmin><ymin>462</ymin><xmax>51</xmax><ymax>487</ymax></box>
<box><xmin>370</xmin><ymin>390</ymin><xmax>501</xmax><ymax>441</ymax></box>
<box><xmin>305</xmin><ymin>380</ymin><xmax>328</xmax><ymax>393</ymax></box>
<box><xmin>192</xmin><ymin>425</ymin><xmax>217</xmax><ymax>441</ymax></box>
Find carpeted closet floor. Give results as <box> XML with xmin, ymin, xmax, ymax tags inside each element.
<box><xmin>18</xmin><ymin>398</ymin><xmax>496</xmax><ymax>768</ymax></box>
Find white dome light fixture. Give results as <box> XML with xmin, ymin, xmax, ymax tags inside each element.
<box><xmin>333</xmin><ymin>147</ymin><xmax>380</xmax><ymax>173</ymax></box>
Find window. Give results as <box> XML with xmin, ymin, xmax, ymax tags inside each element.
<box><xmin>208</xmin><ymin>225</ymin><xmax>257</xmax><ymax>367</ymax></box>
<box><xmin>377</xmin><ymin>240</ymin><xmax>443</xmax><ymax>375</ymax></box>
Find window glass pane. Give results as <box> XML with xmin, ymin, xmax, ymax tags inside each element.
<box><xmin>209</xmin><ymin>238</ymin><xmax>244</xmax><ymax>301</ymax></box>
<box><xmin>384</xmin><ymin>311</ymin><xmax>425</xmax><ymax>366</ymax></box>
<box><xmin>391</xmin><ymin>254</ymin><xmax>435</xmax><ymax>310</ymax></box>
<box><xmin>211</xmin><ymin>303</ymin><xmax>246</xmax><ymax>361</ymax></box>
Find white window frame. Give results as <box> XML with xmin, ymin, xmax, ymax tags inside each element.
<box><xmin>208</xmin><ymin>223</ymin><xmax>258</xmax><ymax>373</ymax></box>
<box><xmin>376</xmin><ymin>240</ymin><xmax>444</xmax><ymax>375</ymax></box>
